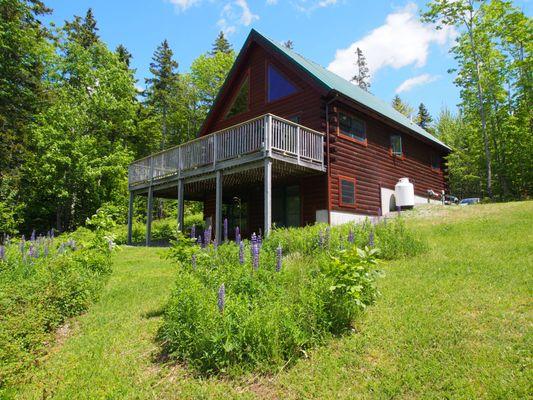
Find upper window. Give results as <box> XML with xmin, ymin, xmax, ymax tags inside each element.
<box><xmin>431</xmin><ymin>153</ymin><xmax>441</xmax><ymax>170</ymax></box>
<box><xmin>390</xmin><ymin>134</ymin><xmax>402</xmax><ymax>156</ymax></box>
<box><xmin>267</xmin><ymin>64</ymin><xmax>297</xmax><ymax>102</ymax></box>
<box><xmin>339</xmin><ymin>177</ymin><xmax>356</xmax><ymax>207</ymax></box>
<box><xmin>339</xmin><ymin>112</ymin><xmax>366</xmax><ymax>142</ymax></box>
<box><xmin>226</xmin><ymin>75</ymin><xmax>249</xmax><ymax>119</ymax></box>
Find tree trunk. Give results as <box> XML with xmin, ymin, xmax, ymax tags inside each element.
<box><xmin>468</xmin><ymin>26</ymin><xmax>493</xmax><ymax>198</ymax></box>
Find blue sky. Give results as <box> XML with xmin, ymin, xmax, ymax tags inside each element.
<box><xmin>42</xmin><ymin>0</ymin><xmax>531</xmax><ymax>119</ymax></box>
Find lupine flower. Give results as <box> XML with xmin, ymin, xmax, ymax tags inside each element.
<box><xmin>235</xmin><ymin>227</ymin><xmax>240</xmax><ymax>244</ymax></box>
<box><xmin>318</xmin><ymin>230</ymin><xmax>325</xmax><ymax>248</ymax></box>
<box><xmin>276</xmin><ymin>244</ymin><xmax>282</xmax><ymax>272</ymax></box>
<box><xmin>30</xmin><ymin>230</ymin><xmax>36</xmax><ymax>242</ymax></box>
<box><xmin>239</xmin><ymin>241</ymin><xmax>244</xmax><ymax>264</ymax></box>
<box><xmin>190</xmin><ymin>224</ymin><xmax>196</xmax><ymax>239</ymax></box>
<box><xmin>213</xmin><ymin>238</ymin><xmax>218</xmax><ymax>250</ymax></box>
<box><xmin>204</xmin><ymin>226</ymin><xmax>211</xmax><ymax>247</ymax></box>
<box><xmin>368</xmin><ymin>230</ymin><xmax>375</xmax><ymax>248</ymax></box>
<box><xmin>223</xmin><ymin>218</ymin><xmax>228</xmax><ymax>243</ymax></box>
<box><xmin>258</xmin><ymin>233</ymin><xmax>262</xmax><ymax>248</ymax></box>
<box><xmin>252</xmin><ymin>243</ymin><xmax>259</xmax><ymax>271</ymax></box>
<box><xmin>0</xmin><ymin>245</ymin><xmax>5</xmax><ymax>261</ymax></box>
<box><xmin>348</xmin><ymin>229</ymin><xmax>355</xmax><ymax>244</ymax></box>
<box><xmin>44</xmin><ymin>245</ymin><xmax>49</xmax><ymax>257</ymax></box>
<box><xmin>28</xmin><ymin>243</ymin><xmax>35</xmax><ymax>258</ymax></box>
<box><xmin>251</xmin><ymin>232</ymin><xmax>257</xmax><ymax>246</ymax></box>
<box><xmin>377</xmin><ymin>207</ymin><xmax>382</xmax><ymax>217</ymax></box>
<box><xmin>397</xmin><ymin>205</ymin><xmax>401</xmax><ymax>215</ymax></box>
<box><xmin>217</xmin><ymin>283</ymin><xmax>225</xmax><ymax>313</ymax></box>
<box><xmin>19</xmin><ymin>241</ymin><xmax>25</xmax><ymax>254</ymax></box>
<box><xmin>50</xmin><ymin>228</ymin><xmax>54</xmax><ymax>240</ymax></box>
<box><xmin>58</xmin><ymin>243</ymin><xmax>65</xmax><ymax>254</ymax></box>
<box><xmin>191</xmin><ymin>254</ymin><xmax>196</xmax><ymax>270</ymax></box>
<box><xmin>197</xmin><ymin>235</ymin><xmax>203</xmax><ymax>248</ymax></box>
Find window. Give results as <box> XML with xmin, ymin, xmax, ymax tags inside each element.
<box><xmin>339</xmin><ymin>112</ymin><xmax>366</xmax><ymax>142</ymax></box>
<box><xmin>267</xmin><ymin>64</ymin><xmax>298</xmax><ymax>102</ymax></box>
<box><xmin>390</xmin><ymin>134</ymin><xmax>402</xmax><ymax>156</ymax></box>
<box><xmin>226</xmin><ymin>75</ymin><xmax>249</xmax><ymax>119</ymax></box>
<box><xmin>339</xmin><ymin>177</ymin><xmax>356</xmax><ymax>207</ymax></box>
<box><xmin>287</xmin><ymin>115</ymin><xmax>300</xmax><ymax>124</ymax></box>
<box><xmin>431</xmin><ymin>153</ymin><xmax>441</xmax><ymax>170</ymax></box>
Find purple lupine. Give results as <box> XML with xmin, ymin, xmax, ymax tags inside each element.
<box><xmin>223</xmin><ymin>218</ymin><xmax>228</xmax><ymax>243</ymax></box>
<box><xmin>213</xmin><ymin>238</ymin><xmax>218</xmax><ymax>250</ymax></box>
<box><xmin>368</xmin><ymin>230</ymin><xmax>375</xmax><ymax>248</ymax></box>
<box><xmin>251</xmin><ymin>243</ymin><xmax>259</xmax><ymax>271</ymax></box>
<box><xmin>30</xmin><ymin>230</ymin><xmax>36</xmax><ymax>242</ymax></box>
<box><xmin>50</xmin><ymin>228</ymin><xmax>54</xmax><ymax>240</ymax></box>
<box><xmin>251</xmin><ymin>232</ymin><xmax>257</xmax><ymax>246</ymax></box>
<box><xmin>190</xmin><ymin>224</ymin><xmax>196</xmax><ymax>239</ymax></box>
<box><xmin>204</xmin><ymin>226</ymin><xmax>212</xmax><ymax>247</ymax></box>
<box><xmin>0</xmin><ymin>245</ymin><xmax>5</xmax><ymax>261</ymax></box>
<box><xmin>318</xmin><ymin>230</ymin><xmax>325</xmax><ymax>248</ymax></box>
<box><xmin>191</xmin><ymin>253</ymin><xmax>196</xmax><ymax>270</ymax></box>
<box><xmin>58</xmin><ymin>243</ymin><xmax>65</xmax><ymax>254</ymax></box>
<box><xmin>276</xmin><ymin>244</ymin><xmax>282</xmax><ymax>272</ymax></box>
<box><xmin>235</xmin><ymin>227</ymin><xmax>240</xmax><ymax>244</ymax></box>
<box><xmin>396</xmin><ymin>205</ymin><xmax>401</xmax><ymax>215</ymax></box>
<box><xmin>257</xmin><ymin>233</ymin><xmax>262</xmax><ymax>249</ymax></box>
<box><xmin>217</xmin><ymin>283</ymin><xmax>225</xmax><ymax>313</ymax></box>
<box><xmin>28</xmin><ymin>243</ymin><xmax>35</xmax><ymax>258</ymax></box>
<box><xmin>239</xmin><ymin>241</ymin><xmax>244</xmax><ymax>264</ymax></box>
<box><xmin>348</xmin><ymin>229</ymin><xmax>355</xmax><ymax>244</ymax></box>
<box><xmin>197</xmin><ymin>235</ymin><xmax>203</xmax><ymax>248</ymax></box>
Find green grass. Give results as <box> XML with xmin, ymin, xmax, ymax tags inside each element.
<box><xmin>14</xmin><ymin>201</ymin><xmax>533</xmax><ymax>399</ymax></box>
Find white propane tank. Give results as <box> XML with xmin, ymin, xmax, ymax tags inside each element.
<box><xmin>395</xmin><ymin>178</ymin><xmax>415</xmax><ymax>208</ymax></box>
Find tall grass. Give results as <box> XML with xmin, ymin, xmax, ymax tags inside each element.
<box><xmin>159</xmin><ymin>217</ymin><xmax>424</xmax><ymax>376</ymax></box>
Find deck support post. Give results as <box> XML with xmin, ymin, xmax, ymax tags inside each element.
<box><xmin>127</xmin><ymin>191</ymin><xmax>134</xmax><ymax>245</ymax></box>
<box><xmin>264</xmin><ymin>158</ymin><xmax>272</xmax><ymax>236</ymax></box>
<box><xmin>177</xmin><ymin>179</ymin><xmax>184</xmax><ymax>232</ymax></box>
<box><xmin>146</xmin><ymin>186</ymin><xmax>153</xmax><ymax>247</ymax></box>
<box><xmin>215</xmin><ymin>170</ymin><xmax>223</xmax><ymax>243</ymax></box>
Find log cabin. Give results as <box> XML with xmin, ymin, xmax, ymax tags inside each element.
<box><xmin>128</xmin><ymin>29</ymin><xmax>450</xmax><ymax>245</ymax></box>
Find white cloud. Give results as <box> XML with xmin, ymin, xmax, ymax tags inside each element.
<box><xmin>395</xmin><ymin>74</ymin><xmax>440</xmax><ymax>94</ymax></box>
<box><xmin>327</xmin><ymin>3</ymin><xmax>456</xmax><ymax>81</ymax></box>
<box><xmin>167</xmin><ymin>0</ymin><xmax>201</xmax><ymax>12</ymax></box>
<box><xmin>293</xmin><ymin>0</ymin><xmax>338</xmax><ymax>13</ymax></box>
<box><xmin>217</xmin><ymin>0</ymin><xmax>258</xmax><ymax>35</ymax></box>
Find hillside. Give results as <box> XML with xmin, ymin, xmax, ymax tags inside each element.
<box><xmin>15</xmin><ymin>201</ymin><xmax>533</xmax><ymax>399</ymax></box>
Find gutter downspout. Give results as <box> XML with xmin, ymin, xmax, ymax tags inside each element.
<box><xmin>325</xmin><ymin>92</ymin><xmax>339</xmax><ymax>225</ymax></box>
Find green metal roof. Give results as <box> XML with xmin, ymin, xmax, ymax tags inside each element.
<box><xmin>254</xmin><ymin>29</ymin><xmax>450</xmax><ymax>151</ymax></box>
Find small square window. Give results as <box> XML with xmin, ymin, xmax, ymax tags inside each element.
<box><xmin>339</xmin><ymin>113</ymin><xmax>366</xmax><ymax>142</ymax></box>
<box><xmin>339</xmin><ymin>177</ymin><xmax>356</xmax><ymax>207</ymax></box>
<box><xmin>390</xmin><ymin>134</ymin><xmax>402</xmax><ymax>156</ymax></box>
<box><xmin>431</xmin><ymin>153</ymin><xmax>441</xmax><ymax>170</ymax></box>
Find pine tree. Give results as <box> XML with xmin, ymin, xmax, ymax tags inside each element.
<box><xmin>283</xmin><ymin>40</ymin><xmax>294</xmax><ymax>50</ymax></box>
<box><xmin>64</xmin><ymin>8</ymin><xmax>99</xmax><ymax>49</ymax></box>
<box><xmin>145</xmin><ymin>39</ymin><xmax>180</xmax><ymax>149</ymax></box>
<box><xmin>391</xmin><ymin>95</ymin><xmax>414</xmax><ymax>118</ymax></box>
<box><xmin>115</xmin><ymin>44</ymin><xmax>132</xmax><ymax>67</ymax></box>
<box><xmin>416</xmin><ymin>103</ymin><xmax>433</xmax><ymax>130</ymax></box>
<box><xmin>210</xmin><ymin>31</ymin><xmax>232</xmax><ymax>55</ymax></box>
<box><xmin>351</xmin><ymin>47</ymin><xmax>371</xmax><ymax>92</ymax></box>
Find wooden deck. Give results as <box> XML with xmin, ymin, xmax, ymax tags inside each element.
<box><xmin>128</xmin><ymin>114</ymin><xmax>325</xmax><ymax>192</ymax></box>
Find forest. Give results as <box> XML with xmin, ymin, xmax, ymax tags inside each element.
<box><xmin>0</xmin><ymin>0</ymin><xmax>531</xmax><ymax>236</ymax></box>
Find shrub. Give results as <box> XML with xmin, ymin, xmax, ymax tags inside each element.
<box><xmin>0</xmin><ymin>229</ymin><xmax>113</xmax><ymax>389</ymax></box>
<box><xmin>158</xmin><ymin>223</ymin><xmax>408</xmax><ymax>375</ymax></box>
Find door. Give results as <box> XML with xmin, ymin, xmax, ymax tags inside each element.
<box><xmin>272</xmin><ymin>185</ymin><xmax>301</xmax><ymax>228</ymax></box>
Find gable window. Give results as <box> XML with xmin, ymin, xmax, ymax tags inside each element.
<box><xmin>226</xmin><ymin>74</ymin><xmax>249</xmax><ymax>119</ymax></box>
<box><xmin>339</xmin><ymin>112</ymin><xmax>366</xmax><ymax>143</ymax></box>
<box><xmin>390</xmin><ymin>134</ymin><xmax>402</xmax><ymax>156</ymax></box>
<box><xmin>339</xmin><ymin>176</ymin><xmax>356</xmax><ymax>207</ymax></box>
<box><xmin>267</xmin><ymin>64</ymin><xmax>298</xmax><ymax>102</ymax></box>
<box><xmin>431</xmin><ymin>153</ymin><xmax>441</xmax><ymax>170</ymax></box>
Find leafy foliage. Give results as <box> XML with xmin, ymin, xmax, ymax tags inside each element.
<box><xmin>159</xmin><ymin>217</ymin><xmax>423</xmax><ymax>375</ymax></box>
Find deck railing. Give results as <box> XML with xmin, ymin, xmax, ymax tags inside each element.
<box><xmin>128</xmin><ymin>114</ymin><xmax>325</xmax><ymax>186</ymax></box>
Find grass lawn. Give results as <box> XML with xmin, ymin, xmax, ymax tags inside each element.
<box><xmin>15</xmin><ymin>201</ymin><xmax>533</xmax><ymax>399</ymax></box>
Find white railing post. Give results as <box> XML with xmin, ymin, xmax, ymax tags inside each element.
<box><xmin>213</xmin><ymin>134</ymin><xmax>217</xmax><ymax>169</ymax></box>
<box><xmin>296</xmin><ymin>126</ymin><xmax>301</xmax><ymax>164</ymax></box>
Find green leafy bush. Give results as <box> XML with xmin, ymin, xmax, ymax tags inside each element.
<box><xmin>159</xmin><ymin>217</ymin><xmax>423</xmax><ymax>376</ymax></box>
<box><xmin>0</xmin><ymin>229</ymin><xmax>113</xmax><ymax>389</ymax></box>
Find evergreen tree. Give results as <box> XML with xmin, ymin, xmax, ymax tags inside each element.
<box><xmin>64</xmin><ymin>8</ymin><xmax>99</xmax><ymax>49</ymax></box>
<box><xmin>210</xmin><ymin>31</ymin><xmax>232</xmax><ymax>55</ymax></box>
<box><xmin>391</xmin><ymin>95</ymin><xmax>414</xmax><ymax>118</ymax></box>
<box><xmin>145</xmin><ymin>39</ymin><xmax>180</xmax><ymax>149</ymax></box>
<box><xmin>115</xmin><ymin>44</ymin><xmax>132</xmax><ymax>67</ymax></box>
<box><xmin>351</xmin><ymin>47</ymin><xmax>371</xmax><ymax>92</ymax></box>
<box><xmin>283</xmin><ymin>40</ymin><xmax>294</xmax><ymax>50</ymax></box>
<box><xmin>416</xmin><ymin>103</ymin><xmax>433</xmax><ymax>130</ymax></box>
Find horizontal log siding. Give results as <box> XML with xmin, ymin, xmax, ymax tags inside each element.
<box><xmin>329</xmin><ymin>104</ymin><xmax>447</xmax><ymax>215</ymax></box>
<box><xmin>202</xmin><ymin>43</ymin><xmax>324</xmax><ymax>135</ymax></box>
